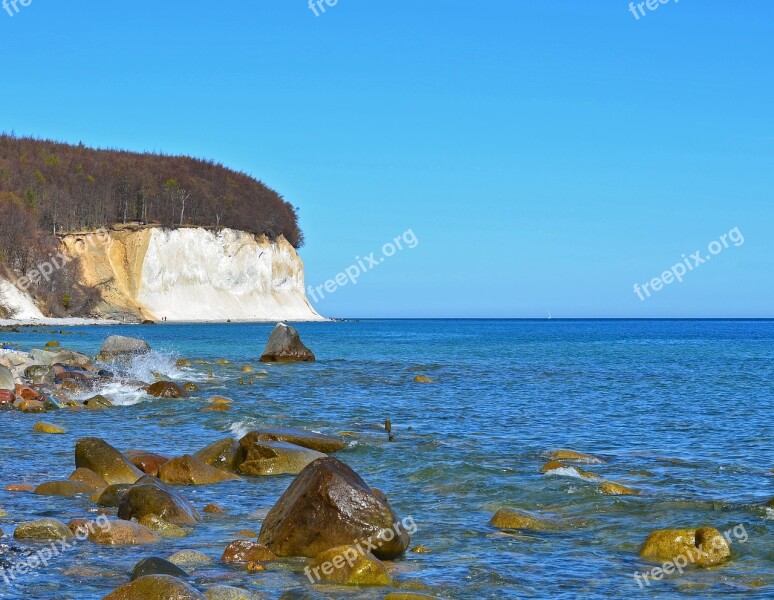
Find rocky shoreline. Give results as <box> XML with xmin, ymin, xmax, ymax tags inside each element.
<box><xmin>1</xmin><ymin>324</ymin><xmax>769</xmax><ymax>598</ymax></box>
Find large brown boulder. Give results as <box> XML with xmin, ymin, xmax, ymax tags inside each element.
<box><xmin>69</xmin><ymin>467</ymin><xmax>109</xmax><ymax>491</ymax></box>
<box><xmin>158</xmin><ymin>455</ymin><xmax>240</xmax><ymax>485</ymax></box>
<box><xmin>259</xmin><ymin>323</ymin><xmax>315</xmax><ymax>362</ymax></box>
<box><xmin>102</xmin><ymin>574</ymin><xmax>204</xmax><ymax>600</ymax></box>
<box><xmin>147</xmin><ymin>381</ymin><xmax>188</xmax><ymax>398</ymax></box>
<box><xmin>124</xmin><ymin>450</ymin><xmax>170</xmax><ymax>477</ymax></box>
<box><xmin>639</xmin><ymin>527</ymin><xmax>731</xmax><ymax>566</ymax></box>
<box><xmin>241</xmin><ymin>427</ymin><xmax>346</xmax><ymax>454</ymax></box>
<box><xmin>75</xmin><ymin>438</ymin><xmax>144</xmax><ymax>485</ymax></box>
<box><xmin>35</xmin><ymin>480</ymin><xmax>95</xmax><ymax>497</ymax></box>
<box><xmin>193</xmin><ymin>438</ymin><xmax>241</xmax><ymax>472</ymax></box>
<box><xmin>118</xmin><ymin>477</ymin><xmax>202</xmax><ymax>525</ymax></box>
<box><xmin>238</xmin><ymin>439</ymin><xmax>324</xmax><ymax>476</ymax></box>
<box><xmin>70</xmin><ymin>518</ymin><xmax>161</xmax><ymax>546</ymax></box>
<box><xmin>258</xmin><ymin>457</ymin><xmax>410</xmax><ymax>559</ymax></box>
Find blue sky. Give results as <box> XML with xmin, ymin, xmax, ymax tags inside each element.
<box><xmin>1</xmin><ymin>1</ymin><xmax>771</xmax><ymax>318</ymax></box>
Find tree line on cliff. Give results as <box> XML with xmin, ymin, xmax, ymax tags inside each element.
<box><xmin>0</xmin><ymin>134</ymin><xmax>304</xmax><ymax>317</ymax></box>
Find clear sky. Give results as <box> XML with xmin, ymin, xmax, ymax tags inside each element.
<box><xmin>1</xmin><ymin>1</ymin><xmax>771</xmax><ymax>318</ymax></box>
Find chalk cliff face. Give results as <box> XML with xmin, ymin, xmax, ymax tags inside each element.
<box><xmin>57</xmin><ymin>226</ymin><xmax>322</xmax><ymax>322</ymax></box>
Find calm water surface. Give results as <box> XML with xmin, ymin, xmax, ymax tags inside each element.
<box><xmin>1</xmin><ymin>320</ymin><xmax>773</xmax><ymax>599</ymax></box>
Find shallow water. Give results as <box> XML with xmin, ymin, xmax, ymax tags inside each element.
<box><xmin>1</xmin><ymin>319</ymin><xmax>773</xmax><ymax>599</ymax></box>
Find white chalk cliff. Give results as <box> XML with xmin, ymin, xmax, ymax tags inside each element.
<box><xmin>0</xmin><ymin>226</ymin><xmax>323</xmax><ymax>323</ymax></box>
<box><xmin>137</xmin><ymin>228</ymin><xmax>322</xmax><ymax>322</ymax></box>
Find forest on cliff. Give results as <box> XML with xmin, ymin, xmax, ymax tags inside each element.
<box><xmin>0</xmin><ymin>134</ymin><xmax>304</xmax><ymax>317</ymax></box>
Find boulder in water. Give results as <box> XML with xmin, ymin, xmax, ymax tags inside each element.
<box><xmin>306</xmin><ymin>545</ymin><xmax>391</xmax><ymax>586</ymax></box>
<box><xmin>14</xmin><ymin>518</ymin><xmax>73</xmax><ymax>541</ymax></box>
<box><xmin>237</xmin><ymin>439</ymin><xmax>325</xmax><ymax>476</ymax></box>
<box><xmin>489</xmin><ymin>509</ymin><xmax>558</xmax><ymax>531</ymax></box>
<box><xmin>118</xmin><ymin>477</ymin><xmax>202</xmax><ymax>525</ymax></box>
<box><xmin>97</xmin><ymin>335</ymin><xmax>151</xmax><ymax>362</ymax></box>
<box><xmin>220</xmin><ymin>540</ymin><xmax>276</xmax><ymax>564</ymax></box>
<box><xmin>193</xmin><ymin>438</ymin><xmax>241</xmax><ymax>472</ymax></box>
<box><xmin>259</xmin><ymin>457</ymin><xmax>410</xmax><ymax>559</ymax></box>
<box><xmin>639</xmin><ymin>527</ymin><xmax>731</xmax><ymax>566</ymax></box>
<box><xmin>75</xmin><ymin>438</ymin><xmax>144</xmax><ymax>485</ymax></box>
<box><xmin>125</xmin><ymin>450</ymin><xmax>170</xmax><ymax>477</ymax></box>
<box><xmin>158</xmin><ymin>455</ymin><xmax>240</xmax><ymax>485</ymax></box>
<box><xmin>241</xmin><ymin>427</ymin><xmax>346</xmax><ymax>454</ymax></box>
<box><xmin>130</xmin><ymin>557</ymin><xmax>188</xmax><ymax>581</ymax></box>
<box><xmin>147</xmin><ymin>381</ymin><xmax>188</xmax><ymax>398</ymax></box>
<box><xmin>259</xmin><ymin>323</ymin><xmax>315</xmax><ymax>363</ymax></box>
<box><xmin>102</xmin><ymin>574</ymin><xmax>204</xmax><ymax>600</ymax></box>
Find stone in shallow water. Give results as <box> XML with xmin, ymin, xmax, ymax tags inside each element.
<box><xmin>124</xmin><ymin>450</ymin><xmax>170</xmax><ymax>477</ymax></box>
<box><xmin>237</xmin><ymin>439</ymin><xmax>325</xmax><ymax>476</ymax></box>
<box><xmin>548</xmin><ymin>449</ymin><xmax>604</xmax><ymax>464</ymax></box>
<box><xmin>130</xmin><ymin>556</ymin><xmax>188</xmax><ymax>581</ymax></box>
<box><xmin>168</xmin><ymin>550</ymin><xmax>214</xmax><ymax>566</ymax></box>
<box><xmin>194</xmin><ymin>438</ymin><xmax>241</xmax><ymax>472</ymax></box>
<box><xmin>147</xmin><ymin>381</ymin><xmax>189</xmax><ymax>398</ymax></box>
<box><xmin>241</xmin><ymin>427</ymin><xmax>346</xmax><ymax>454</ymax></box>
<box><xmin>259</xmin><ymin>323</ymin><xmax>315</xmax><ymax>363</ymax></box>
<box><xmin>259</xmin><ymin>457</ymin><xmax>410</xmax><ymax>559</ymax></box>
<box><xmin>307</xmin><ymin>545</ymin><xmax>391</xmax><ymax>586</ymax></box>
<box><xmin>35</xmin><ymin>480</ymin><xmax>95</xmax><ymax>497</ymax></box>
<box><xmin>69</xmin><ymin>467</ymin><xmax>109</xmax><ymax>491</ymax></box>
<box><xmin>139</xmin><ymin>515</ymin><xmax>190</xmax><ymax>538</ymax></box>
<box><xmin>97</xmin><ymin>335</ymin><xmax>151</xmax><ymax>361</ymax></box>
<box><xmin>71</xmin><ymin>518</ymin><xmax>161</xmax><ymax>546</ymax></box>
<box><xmin>205</xmin><ymin>586</ymin><xmax>260</xmax><ymax>600</ymax></box>
<box><xmin>158</xmin><ymin>454</ymin><xmax>240</xmax><ymax>485</ymax></box>
<box><xmin>14</xmin><ymin>518</ymin><xmax>73</xmax><ymax>541</ymax></box>
<box><xmin>599</xmin><ymin>481</ymin><xmax>639</xmax><ymax>496</ymax></box>
<box><xmin>639</xmin><ymin>527</ymin><xmax>731</xmax><ymax>566</ymax></box>
<box><xmin>102</xmin><ymin>574</ymin><xmax>205</xmax><ymax>599</ymax></box>
<box><xmin>33</xmin><ymin>421</ymin><xmax>66</xmax><ymax>434</ymax></box>
<box><xmin>75</xmin><ymin>437</ymin><xmax>143</xmax><ymax>485</ymax></box>
<box><xmin>220</xmin><ymin>540</ymin><xmax>276</xmax><ymax>564</ymax></box>
<box><xmin>118</xmin><ymin>478</ymin><xmax>202</xmax><ymax>525</ymax></box>
<box><xmin>489</xmin><ymin>509</ymin><xmax>557</xmax><ymax>531</ymax></box>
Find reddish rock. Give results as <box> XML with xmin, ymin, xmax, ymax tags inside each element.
<box><xmin>0</xmin><ymin>390</ymin><xmax>15</xmax><ymax>406</ymax></box>
<box><xmin>124</xmin><ymin>450</ymin><xmax>169</xmax><ymax>477</ymax></box>
<box><xmin>15</xmin><ymin>385</ymin><xmax>40</xmax><ymax>401</ymax></box>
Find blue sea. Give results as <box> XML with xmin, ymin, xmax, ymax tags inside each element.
<box><xmin>1</xmin><ymin>319</ymin><xmax>773</xmax><ymax>599</ymax></box>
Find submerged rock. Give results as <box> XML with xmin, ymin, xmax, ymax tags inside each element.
<box><xmin>639</xmin><ymin>527</ymin><xmax>731</xmax><ymax>566</ymax></box>
<box><xmin>102</xmin><ymin>574</ymin><xmax>205</xmax><ymax>599</ymax></box>
<box><xmin>158</xmin><ymin>455</ymin><xmax>240</xmax><ymax>485</ymax></box>
<box><xmin>548</xmin><ymin>449</ymin><xmax>604</xmax><ymax>464</ymax></box>
<box><xmin>97</xmin><ymin>335</ymin><xmax>151</xmax><ymax>362</ymax></box>
<box><xmin>83</xmin><ymin>395</ymin><xmax>113</xmax><ymax>409</ymax></box>
<box><xmin>259</xmin><ymin>457</ymin><xmax>410</xmax><ymax>559</ymax></box>
<box><xmin>489</xmin><ymin>509</ymin><xmax>557</xmax><ymax>531</ymax></box>
<box><xmin>307</xmin><ymin>545</ymin><xmax>391</xmax><ymax>586</ymax></box>
<box><xmin>147</xmin><ymin>381</ymin><xmax>188</xmax><ymax>398</ymax></box>
<box><xmin>599</xmin><ymin>482</ymin><xmax>640</xmax><ymax>496</ymax></box>
<box><xmin>76</xmin><ymin>518</ymin><xmax>161</xmax><ymax>546</ymax></box>
<box><xmin>33</xmin><ymin>421</ymin><xmax>66</xmax><ymax>434</ymax></box>
<box><xmin>241</xmin><ymin>427</ymin><xmax>346</xmax><ymax>454</ymax></box>
<box><xmin>35</xmin><ymin>480</ymin><xmax>95</xmax><ymax>497</ymax></box>
<box><xmin>118</xmin><ymin>478</ymin><xmax>202</xmax><ymax>525</ymax></box>
<box><xmin>205</xmin><ymin>586</ymin><xmax>259</xmax><ymax>600</ymax></box>
<box><xmin>131</xmin><ymin>557</ymin><xmax>188</xmax><ymax>581</ymax></box>
<box><xmin>238</xmin><ymin>439</ymin><xmax>325</xmax><ymax>476</ymax></box>
<box><xmin>412</xmin><ymin>375</ymin><xmax>433</xmax><ymax>384</ymax></box>
<box><xmin>14</xmin><ymin>518</ymin><xmax>73</xmax><ymax>541</ymax></box>
<box><xmin>259</xmin><ymin>323</ymin><xmax>315</xmax><ymax>363</ymax></box>
<box><xmin>75</xmin><ymin>438</ymin><xmax>144</xmax><ymax>485</ymax></box>
<box><xmin>139</xmin><ymin>515</ymin><xmax>190</xmax><ymax>538</ymax></box>
<box><xmin>168</xmin><ymin>550</ymin><xmax>213</xmax><ymax>567</ymax></box>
